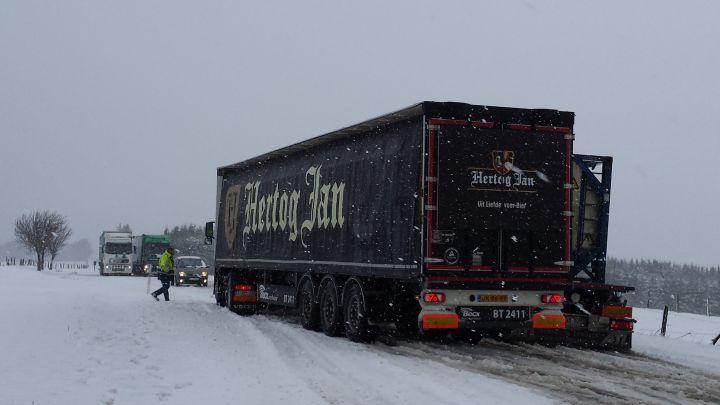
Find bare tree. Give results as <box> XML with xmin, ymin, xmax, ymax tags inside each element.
<box><xmin>48</xmin><ymin>220</ymin><xmax>72</xmax><ymax>270</ymax></box>
<box><xmin>14</xmin><ymin>210</ymin><xmax>71</xmax><ymax>271</ymax></box>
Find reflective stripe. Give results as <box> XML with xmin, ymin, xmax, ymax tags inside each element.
<box><xmin>532</xmin><ymin>314</ymin><xmax>566</xmax><ymax>329</ymax></box>
<box><xmin>421</xmin><ymin>314</ymin><xmax>458</xmax><ymax>329</ymax></box>
<box><xmin>602</xmin><ymin>305</ymin><xmax>633</xmax><ymax>318</ymax></box>
<box><xmin>215</xmin><ymin>258</ymin><xmax>415</xmax><ymax>269</ymax></box>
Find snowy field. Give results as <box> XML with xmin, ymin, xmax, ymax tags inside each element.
<box><xmin>1</xmin><ymin>265</ymin><xmax>719</xmax><ymax>405</ymax></box>
<box><xmin>633</xmin><ymin>307</ymin><xmax>720</xmax><ymax>375</ymax></box>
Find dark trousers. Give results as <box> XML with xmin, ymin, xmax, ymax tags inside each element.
<box><xmin>152</xmin><ymin>273</ymin><xmax>172</xmax><ymax>301</ymax></box>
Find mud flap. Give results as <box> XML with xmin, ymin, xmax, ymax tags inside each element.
<box><xmin>599</xmin><ymin>331</ymin><xmax>632</xmax><ymax>350</ymax></box>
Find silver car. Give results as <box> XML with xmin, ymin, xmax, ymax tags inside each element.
<box><xmin>174</xmin><ymin>256</ymin><xmax>209</xmax><ymax>287</ymax></box>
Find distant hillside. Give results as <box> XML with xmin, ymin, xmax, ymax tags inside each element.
<box><xmin>606</xmin><ymin>258</ymin><xmax>720</xmax><ymax>316</ymax></box>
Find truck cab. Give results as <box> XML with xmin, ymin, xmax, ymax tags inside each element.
<box><xmin>99</xmin><ymin>231</ymin><xmax>133</xmax><ymax>276</ymax></box>
<box><xmin>132</xmin><ymin>234</ymin><xmax>172</xmax><ymax>276</ymax></box>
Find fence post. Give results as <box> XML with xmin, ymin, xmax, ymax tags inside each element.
<box><xmin>661</xmin><ymin>305</ymin><xmax>669</xmax><ymax>337</ymax></box>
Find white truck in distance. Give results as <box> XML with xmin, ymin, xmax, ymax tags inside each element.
<box><xmin>99</xmin><ymin>231</ymin><xmax>133</xmax><ymax>276</ymax></box>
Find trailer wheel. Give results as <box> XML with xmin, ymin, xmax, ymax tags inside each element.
<box><xmin>343</xmin><ymin>283</ymin><xmax>371</xmax><ymax>342</ymax></box>
<box><xmin>319</xmin><ymin>279</ymin><xmax>343</xmax><ymax>336</ymax></box>
<box><xmin>299</xmin><ymin>280</ymin><xmax>320</xmax><ymax>331</ymax></box>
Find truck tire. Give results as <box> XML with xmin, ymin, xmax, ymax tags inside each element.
<box><xmin>319</xmin><ymin>278</ymin><xmax>343</xmax><ymax>337</ymax></box>
<box><xmin>394</xmin><ymin>296</ymin><xmax>420</xmax><ymax>337</ymax></box>
<box><xmin>343</xmin><ymin>283</ymin><xmax>371</xmax><ymax>342</ymax></box>
<box><xmin>215</xmin><ymin>272</ymin><xmax>227</xmax><ymax>307</ymax></box>
<box><xmin>225</xmin><ymin>273</ymin><xmax>236</xmax><ymax>313</ymax></box>
<box><xmin>456</xmin><ymin>330</ymin><xmax>482</xmax><ymax>344</ymax></box>
<box><xmin>623</xmin><ymin>334</ymin><xmax>632</xmax><ymax>351</ymax></box>
<box><xmin>299</xmin><ymin>280</ymin><xmax>320</xmax><ymax>331</ymax></box>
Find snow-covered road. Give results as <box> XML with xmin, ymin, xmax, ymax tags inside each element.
<box><xmin>2</xmin><ymin>265</ymin><xmax>719</xmax><ymax>404</ymax></box>
<box><xmin>0</xmin><ymin>266</ymin><xmax>551</xmax><ymax>404</ymax></box>
<box><xmin>386</xmin><ymin>337</ymin><xmax>720</xmax><ymax>404</ymax></box>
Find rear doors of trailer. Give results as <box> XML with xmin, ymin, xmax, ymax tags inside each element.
<box><xmin>424</xmin><ymin>119</ymin><xmax>572</xmax><ymax>279</ymax></box>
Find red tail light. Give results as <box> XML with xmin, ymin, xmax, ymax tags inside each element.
<box><xmin>232</xmin><ymin>283</ymin><xmax>257</xmax><ymax>302</ymax></box>
<box><xmin>541</xmin><ymin>294</ymin><xmax>564</xmax><ymax>304</ymax></box>
<box><xmin>423</xmin><ymin>292</ymin><xmax>446</xmax><ymax>303</ymax></box>
<box><xmin>609</xmin><ymin>319</ymin><xmax>634</xmax><ymax>331</ymax></box>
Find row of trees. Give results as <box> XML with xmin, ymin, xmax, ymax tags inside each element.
<box><xmin>163</xmin><ymin>224</ymin><xmax>214</xmax><ymax>265</ymax></box>
<box><xmin>606</xmin><ymin>258</ymin><xmax>720</xmax><ymax>315</ymax></box>
<box><xmin>14</xmin><ymin>210</ymin><xmax>72</xmax><ymax>271</ymax></box>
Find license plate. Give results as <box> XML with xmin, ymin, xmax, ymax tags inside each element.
<box><xmin>458</xmin><ymin>306</ymin><xmax>530</xmax><ymax>321</ymax></box>
<box><xmin>479</xmin><ymin>294</ymin><xmax>508</xmax><ymax>303</ymax></box>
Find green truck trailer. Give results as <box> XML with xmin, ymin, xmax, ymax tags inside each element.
<box><xmin>132</xmin><ymin>234</ymin><xmax>172</xmax><ymax>276</ymax></box>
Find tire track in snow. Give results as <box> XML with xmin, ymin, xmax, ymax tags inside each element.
<box><xmin>252</xmin><ymin>318</ymin><xmax>390</xmax><ymax>405</ymax></box>
<box><xmin>380</xmin><ymin>339</ymin><xmax>720</xmax><ymax>404</ymax></box>
<box><xmin>252</xmin><ymin>316</ymin><xmax>554</xmax><ymax>405</ymax></box>
<box><xmin>189</xmin><ymin>306</ymin><xmax>330</xmax><ymax>404</ymax></box>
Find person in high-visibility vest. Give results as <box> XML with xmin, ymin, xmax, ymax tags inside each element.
<box><xmin>151</xmin><ymin>247</ymin><xmax>174</xmax><ymax>301</ymax></box>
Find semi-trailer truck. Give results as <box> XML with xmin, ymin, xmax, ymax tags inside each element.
<box><xmin>99</xmin><ymin>231</ymin><xmax>133</xmax><ymax>276</ymax></box>
<box><xmin>132</xmin><ymin>234</ymin><xmax>172</xmax><ymax>276</ymax></box>
<box><xmin>209</xmin><ymin>101</ymin><xmax>634</xmax><ymax>348</ymax></box>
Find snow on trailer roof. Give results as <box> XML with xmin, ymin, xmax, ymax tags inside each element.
<box><xmin>217</xmin><ymin>101</ymin><xmax>574</xmax><ymax>175</ymax></box>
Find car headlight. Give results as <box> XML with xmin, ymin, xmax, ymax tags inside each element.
<box><xmin>179</xmin><ymin>271</ymin><xmax>185</xmax><ymax>277</ymax></box>
<box><xmin>201</xmin><ymin>271</ymin><xmax>207</xmax><ymax>277</ymax></box>
<box><xmin>105</xmin><ymin>265</ymin><xmax>110</xmax><ymax>269</ymax></box>
<box><xmin>126</xmin><ymin>265</ymin><xmax>132</xmax><ymax>271</ymax></box>
<box><xmin>144</xmin><ymin>264</ymin><xmax>150</xmax><ymax>271</ymax></box>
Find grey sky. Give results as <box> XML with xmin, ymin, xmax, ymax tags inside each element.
<box><xmin>1</xmin><ymin>1</ymin><xmax>719</xmax><ymax>266</ymax></box>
